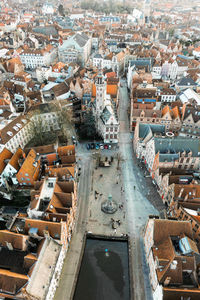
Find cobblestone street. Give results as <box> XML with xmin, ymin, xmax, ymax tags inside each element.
<box><xmin>87</xmin><ymin>155</ymin><xmax>127</xmax><ymax>237</ymax></box>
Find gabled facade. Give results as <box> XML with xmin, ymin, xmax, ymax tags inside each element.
<box><xmin>92</xmin><ymin>72</ymin><xmax>119</xmax><ymax>143</ymax></box>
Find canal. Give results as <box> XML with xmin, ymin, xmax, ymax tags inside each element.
<box><xmin>73</xmin><ymin>237</ymin><xmax>130</xmax><ymax>300</ymax></box>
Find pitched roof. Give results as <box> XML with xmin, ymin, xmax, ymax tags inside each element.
<box><xmin>17</xmin><ymin>149</ymin><xmax>40</xmax><ymax>180</ymax></box>
<box><xmin>0</xmin><ymin>116</ymin><xmax>29</xmax><ymax>145</ymax></box>
<box><xmin>0</xmin><ymin>148</ymin><xmax>12</xmax><ymax>174</ymax></box>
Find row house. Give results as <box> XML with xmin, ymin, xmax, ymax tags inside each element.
<box><xmin>0</xmin><ymin>176</ymin><xmax>77</xmax><ymax>299</ymax></box>
<box><xmin>130</xmin><ymin>103</ymin><xmax>181</xmax><ymax>132</ymax></box>
<box><xmin>179</xmin><ymin>104</ymin><xmax>200</xmax><ymax>139</ymax></box>
<box><xmin>167</xmin><ymin>182</ymin><xmax>200</xmax><ymax>208</ymax></box>
<box><xmin>154</xmin><ymin>167</ymin><xmax>196</xmax><ymax>203</ymax></box>
<box><xmin>161</xmin><ymin>105</ymin><xmax>181</xmax><ymax>131</ymax></box>
<box><xmin>133</xmin><ymin>123</ymin><xmax>166</xmax><ymax>160</ymax></box>
<box><xmin>132</xmin><ymin>85</ymin><xmax>158</xmax><ymax>106</ymax></box>
<box><xmin>169</xmin><ymin>200</ymin><xmax>200</xmax><ymax>248</ymax></box>
<box><xmin>148</xmin><ymin>137</ymin><xmax>200</xmax><ymax>176</ymax></box>
<box><xmin>158</xmin><ymin>88</ymin><xmax>176</xmax><ymax>103</ymax></box>
<box><xmin>134</xmin><ymin>127</ymin><xmax>200</xmax><ymax>176</ymax></box>
<box><xmin>92</xmin><ymin>51</ymin><xmax>126</xmax><ymax>76</ymax></box>
<box><xmin>19</xmin><ymin>45</ymin><xmax>57</xmax><ymax>69</ymax></box>
<box><xmin>144</xmin><ymin>218</ymin><xmax>200</xmax><ymax>300</ymax></box>
<box><xmin>10</xmin><ymin>71</ymin><xmax>32</xmax><ymax>88</ymax></box>
<box><xmin>45</xmin><ymin>145</ymin><xmax>76</xmax><ymax>181</ymax></box>
<box><xmin>0</xmin><ymin>222</ymin><xmax>64</xmax><ymax>299</ymax></box>
<box><xmin>130</xmin><ymin>107</ymin><xmax>162</xmax><ymax>132</ymax></box>
<box><xmin>0</xmin><ymin>115</ymin><xmax>31</xmax><ymax>153</ymax></box>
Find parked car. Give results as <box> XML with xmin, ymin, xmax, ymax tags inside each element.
<box><xmin>99</xmin><ymin>143</ymin><xmax>104</xmax><ymax>150</ymax></box>
<box><xmin>86</xmin><ymin>143</ymin><xmax>91</xmax><ymax>150</ymax></box>
<box><xmin>91</xmin><ymin>143</ymin><xmax>95</xmax><ymax>149</ymax></box>
<box><xmin>104</xmin><ymin>144</ymin><xmax>108</xmax><ymax>149</ymax></box>
<box><xmin>95</xmin><ymin>143</ymin><xmax>100</xmax><ymax>150</ymax></box>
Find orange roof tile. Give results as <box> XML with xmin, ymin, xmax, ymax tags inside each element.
<box><xmin>162</xmin><ymin>105</ymin><xmax>170</xmax><ymax>116</ymax></box>
<box><xmin>106</xmin><ymin>72</ymin><xmax>117</xmax><ymax>78</ymax></box>
<box><xmin>9</xmin><ymin>148</ymin><xmax>24</xmax><ymax>171</ymax></box>
<box><xmin>171</xmin><ymin>106</ymin><xmax>180</xmax><ymax>119</ymax></box>
<box><xmin>17</xmin><ymin>149</ymin><xmax>40</xmax><ymax>180</ymax></box>
<box><xmin>92</xmin><ymin>83</ymin><xmax>118</xmax><ymax>97</ymax></box>
<box><xmin>107</xmin><ymin>84</ymin><xmax>118</xmax><ymax>97</ymax></box>
<box><xmin>0</xmin><ymin>148</ymin><xmax>12</xmax><ymax>174</ymax></box>
<box><xmin>57</xmin><ymin>145</ymin><xmax>75</xmax><ymax>157</ymax></box>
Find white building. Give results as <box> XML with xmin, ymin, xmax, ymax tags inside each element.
<box><xmin>93</xmin><ymin>72</ymin><xmax>119</xmax><ymax>143</ymax></box>
<box><xmin>0</xmin><ymin>115</ymin><xmax>31</xmax><ymax>153</ymax></box>
<box><xmin>42</xmin><ymin>3</ymin><xmax>54</xmax><ymax>15</ymax></box>
<box><xmin>93</xmin><ymin>52</ymin><xmax>125</xmax><ymax>76</ymax></box>
<box><xmin>58</xmin><ymin>33</ymin><xmax>91</xmax><ymax>67</ymax></box>
<box><xmin>20</xmin><ymin>45</ymin><xmax>57</xmax><ymax>69</ymax></box>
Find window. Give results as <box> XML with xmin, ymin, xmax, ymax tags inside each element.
<box><xmin>25</xmin><ymin>173</ymin><xmax>29</xmax><ymax>176</ymax></box>
<box><xmin>21</xmin><ymin>177</ymin><xmax>25</xmax><ymax>181</ymax></box>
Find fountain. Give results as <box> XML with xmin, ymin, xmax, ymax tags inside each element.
<box><xmin>101</xmin><ymin>194</ymin><xmax>118</xmax><ymax>214</ymax></box>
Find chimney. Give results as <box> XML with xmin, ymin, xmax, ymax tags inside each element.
<box><xmin>170</xmin><ymin>260</ymin><xmax>177</xmax><ymax>270</ymax></box>
<box><xmin>178</xmin><ymin>188</ymin><xmax>184</xmax><ymax>198</ymax></box>
<box><xmin>163</xmin><ymin>276</ymin><xmax>171</xmax><ymax>286</ymax></box>
<box><xmin>6</xmin><ymin>241</ymin><xmax>13</xmax><ymax>251</ymax></box>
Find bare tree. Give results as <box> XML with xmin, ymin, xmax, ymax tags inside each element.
<box><xmin>54</xmin><ymin>101</ymin><xmax>74</xmax><ymax>142</ymax></box>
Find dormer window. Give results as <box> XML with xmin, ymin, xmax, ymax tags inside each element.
<box><xmin>13</xmin><ymin>126</ymin><xmax>19</xmax><ymax>131</ymax></box>
<box><xmin>7</xmin><ymin>131</ymin><xmax>13</xmax><ymax>137</ymax></box>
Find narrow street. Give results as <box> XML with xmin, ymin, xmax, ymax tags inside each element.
<box><xmin>119</xmin><ymin>82</ymin><xmax>159</xmax><ymax>300</ymax></box>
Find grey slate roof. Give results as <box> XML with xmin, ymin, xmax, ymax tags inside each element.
<box><xmin>159</xmin><ymin>153</ymin><xmax>180</xmax><ymax>162</ymax></box>
<box><xmin>139</xmin><ymin>123</ymin><xmax>165</xmax><ymax>139</ymax></box>
<box><xmin>100</xmin><ymin>107</ymin><xmax>111</xmax><ymax>124</ymax></box>
<box><xmin>176</xmin><ymin>77</ymin><xmax>197</xmax><ymax>87</ymax></box>
<box><xmin>155</xmin><ymin>137</ymin><xmax>200</xmax><ymax>156</ymax></box>
<box><xmin>73</xmin><ymin>33</ymin><xmax>89</xmax><ymax>47</ymax></box>
<box><xmin>94</xmin><ymin>53</ymin><xmax>102</xmax><ymax>59</ymax></box>
<box><xmin>32</xmin><ymin>26</ymin><xmax>58</xmax><ymax>36</ymax></box>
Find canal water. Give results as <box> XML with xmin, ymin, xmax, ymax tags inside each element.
<box><xmin>73</xmin><ymin>237</ymin><xmax>130</xmax><ymax>300</ymax></box>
